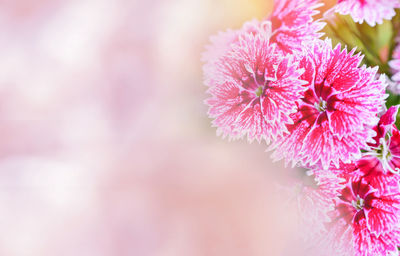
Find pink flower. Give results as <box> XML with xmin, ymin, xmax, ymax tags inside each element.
<box><xmin>325</xmin><ymin>107</ymin><xmax>400</xmax><ymax>194</ymax></box>
<box><xmin>357</xmin><ymin>106</ymin><xmax>400</xmax><ymax>189</ymax></box>
<box><xmin>270</xmin><ymin>39</ymin><xmax>387</xmax><ymax>169</ymax></box>
<box><xmin>204</xmin><ymin>21</ymin><xmax>307</xmax><ymax>142</ymax></box>
<box><xmin>268</xmin><ymin>0</ymin><xmax>325</xmax><ymax>54</ymax></box>
<box><xmin>335</xmin><ymin>0</ymin><xmax>400</xmax><ymax>26</ymax></box>
<box><xmin>324</xmin><ymin>177</ymin><xmax>400</xmax><ymax>256</ymax></box>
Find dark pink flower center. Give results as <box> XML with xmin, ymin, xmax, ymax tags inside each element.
<box><xmin>255</xmin><ymin>86</ymin><xmax>263</xmax><ymax>97</ymax></box>
<box><xmin>364</xmin><ymin>134</ymin><xmax>400</xmax><ymax>174</ymax></box>
<box><xmin>314</xmin><ymin>98</ymin><xmax>327</xmax><ymax>112</ymax></box>
<box><xmin>351</xmin><ymin>195</ymin><xmax>364</xmax><ymax>211</ymax></box>
<box><xmin>314</xmin><ymin>78</ymin><xmax>333</xmax><ymax>102</ymax></box>
<box><xmin>336</xmin><ymin>181</ymin><xmax>374</xmax><ymax>225</ymax></box>
<box><xmin>237</xmin><ymin>67</ymin><xmax>265</xmax><ymax>92</ymax></box>
<box><xmin>231</xmin><ymin>60</ymin><xmax>272</xmax><ymax>99</ymax></box>
<box><xmin>298</xmin><ymin>78</ymin><xmax>333</xmax><ymax>126</ymax></box>
<box><xmin>375</xmin><ymin>141</ymin><xmax>392</xmax><ymax>160</ymax></box>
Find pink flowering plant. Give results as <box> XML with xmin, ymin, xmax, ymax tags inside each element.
<box><xmin>203</xmin><ymin>0</ymin><xmax>400</xmax><ymax>255</ymax></box>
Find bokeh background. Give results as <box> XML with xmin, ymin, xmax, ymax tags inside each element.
<box><xmin>0</xmin><ymin>0</ymin><xmax>335</xmax><ymax>255</ymax></box>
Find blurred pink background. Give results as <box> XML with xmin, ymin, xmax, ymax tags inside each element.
<box><xmin>0</xmin><ymin>0</ymin><xmax>335</xmax><ymax>255</ymax></box>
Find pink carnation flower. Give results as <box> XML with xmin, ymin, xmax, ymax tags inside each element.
<box><xmin>323</xmin><ymin>177</ymin><xmax>400</xmax><ymax>256</ymax></box>
<box><xmin>335</xmin><ymin>0</ymin><xmax>400</xmax><ymax>26</ymax></box>
<box><xmin>204</xmin><ymin>21</ymin><xmax>307</xmax><ymax>142</ymax></box>
<box><xmin>356</xmin><ymin>106</ymin><xmax>400</xmax><ymax>190</ymax></box>
<box><xmin>325</xmin><ymin>106</ymin><xmax>400</xmax><ymax>190</ymax></box>
<box><xmin>270</xmin><ymin>39</ymin><xmax>387</xmax><ymax>169</ymax></box>
<box><xmin>268</xmin><ymin>0</ymin><xmax>325</xmax><ymax>54</ymax></box>
<box><xmin>325</xmin><ymin>107</ymin><xmax>400</xmax><ymax>195</ymax></box>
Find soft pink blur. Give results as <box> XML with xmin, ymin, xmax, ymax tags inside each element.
<box><xmin>0</xmin><ymin>0</ymin><xmax>325</xmax><ymax>255</ymax></box>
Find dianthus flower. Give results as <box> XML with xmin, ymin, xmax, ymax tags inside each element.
<box><xmin>204</xmin><ymin>21</ymin><xmax>307</xmax><ymax>142</ymax></box>
<box><xmin>325</xmin><ymin>106</ymin><xmax>400</xmax><ymax>192</ymax></box>
<box><xmin>357</xmin><ymin>106</ymin><xmax>400</xmax><ymax>190</ymax></box>
<box><xmin>320</xmin><ymin>176</ymin><xmax>400</xmax><ymax>256</ymax></box>
<box><xmin>270</xmin><ymin>39</ymin><xmax>387</xmax><ymax>169</ymax></box>
<box><xmin>268</xmin><ymin>0</ymin><xmax>325</xmax><ymax>54</ymax></box>
<box><xmin>334</xmin><ymin>0</ymin><xmax>400</xmax><ymax>26</ymax></box>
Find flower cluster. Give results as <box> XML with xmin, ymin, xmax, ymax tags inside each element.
<box><xmin>203</xmin><ymin>0</ymin><xmax>400</xmax><ymax>255</ymax></box>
